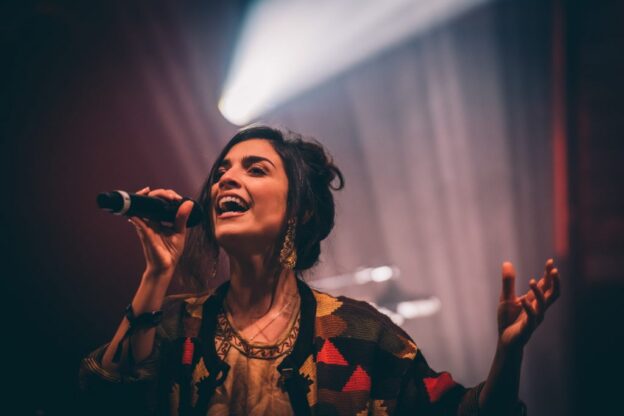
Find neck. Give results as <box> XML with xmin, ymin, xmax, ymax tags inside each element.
<box><xmin>225</xmin><ymin>253</ymin><xmax>297</xmax><ymax>320</ymax></box>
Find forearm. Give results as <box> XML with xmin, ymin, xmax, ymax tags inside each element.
<box><xmin>101</xmin><ymin>269</ymin><xmax>172</xmax><ymax>372</ymax></box>
<box><xmin>478</xmin><ymin>342</ymin><xmax>523</xmax><ymax>416</ymax></box>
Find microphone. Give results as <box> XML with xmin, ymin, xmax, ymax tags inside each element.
<box><xmin>96</xmin><ymin>190</ymin><xmax>204</xmax><ymax>227</ymax></box>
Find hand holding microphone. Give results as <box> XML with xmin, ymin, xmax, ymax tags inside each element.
<box><xmin>98</xmin><ymin>187</ymin><xmax>200</xmax><ymax>370</ymax></box>
<box><xmin>97</xmin><ymin>187</ymin><xmax>202</xmax><ymax>277</ymax></box>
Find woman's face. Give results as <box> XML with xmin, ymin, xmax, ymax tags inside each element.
<box><xmin>210</xmin><ymin>139</ymin><xmax>289</xmax><ymax>253</ymax></box>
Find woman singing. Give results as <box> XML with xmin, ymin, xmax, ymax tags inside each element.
<box><xmin>80</xmin><ymin>125</ymin><xmax>560</xmax><ymax>415</ymax></box>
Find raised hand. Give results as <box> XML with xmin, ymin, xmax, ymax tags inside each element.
<box><xmin>101</xmin><ymin>187</ymin><xmax>195</xmax><ymax>369</ymax></box>
<box><xmin>128</xmin><ymin>187</ymin><xmax>195</xmax><ymax>277</ymax></box>
<box><xmin>497</xmin><ymin>259</ymin><xmax>561</xmax><ymax>349</ymax></box>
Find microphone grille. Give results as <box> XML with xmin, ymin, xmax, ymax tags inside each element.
<box><xmin>96</xmin><ymin>192</ymin><xmax>124</xmax><ymax>212</ymax></box>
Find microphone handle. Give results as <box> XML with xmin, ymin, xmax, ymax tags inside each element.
<box><xmin>97</xmin><ymin>191</ymin><xmax>204</xmax><ymax>227</ymax></box>
<box><xmin>125</xmin><ymin>194</ymin><xmax>173</xmax><ymax>222</ymax></box>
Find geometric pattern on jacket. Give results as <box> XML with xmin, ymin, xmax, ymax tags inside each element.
<box><xmin>80</xmin><ymin>279</ymin><xmax>506</xmax><ymax>415</ymax></box>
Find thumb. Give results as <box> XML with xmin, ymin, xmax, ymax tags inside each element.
<box><xmin>501</xmin><ymin>261</ymin><xmax>516</xmax><ymax>302</ymax></box>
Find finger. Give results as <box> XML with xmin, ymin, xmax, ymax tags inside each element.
<box><xmin>129</xmin><ymin>216</ymin><xmax>147</xmax><ymax>230</ymax></box>
<box><xmin>134</xmin><ymin>213</ymin><xmax>160</xmax><ymax>232</ymax></box>
<box><xmin>174</xmin><ymin>200</ymin><xmax>194</xmax><ymax>233</ymax></box>
<box><xmin>129</xmin><ymin>216</ymin><xmax>154</xmax><ymax>235</ymax></box>
<box><xmin>527</xmin><ymin>259</ymin><xmax>554</xmax><ymax>304</ymax></box>
<box><xmin>166</xmin><ymin>189</ymin><xmax>183</xmax><ymax>200</ymax></box>
<box><xmin>501</xmin><ymin>261</ymin><xmax>516</xmax><ymax>302</ymax></box>
<box><xmin>135</xmin><ymin>186</ymin><xmax>151</xmax><ymax>195</ymax></box>
<box><xmin>548</xmin><ymin>267</ymin><xmax>561</xmax><ymax>305</ymax></box>
<box><xmin>541</xmin><ymin>258</ymin><xmax>554</xmax><ymax>291</ymax></box>
<box><xmin>529</xmin><ymin>278</ymin><xmax>546</xmax><ymax>322</ymax></box>
<box><xmin>148</xmin><ymin>188</ymin><xmax>183</xmax><ymax>201</ymax></box>
<box><xmin>521</xmin><ymin>296</ymin><xmax>537</xmax><ymax>331</ymax></box>
<box><xmin>130</xmin><ymin>216</ymin><xmax>166</xmax><ymax>242</ymax></box>
<box><xmin>128</xmin><ymin>217</ymin><xmax>148</xmax><ymax>243</ymax></box>
<box><xmin>128</xmin><ymin>217</ymin><xmax>164</xmax><ymax>265</ymax></box>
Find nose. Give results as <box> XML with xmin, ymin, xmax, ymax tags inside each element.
<box><xmin>217</xmin><ymin>168</ymin><xmax>241</xmax><ymax>191</ymax></box>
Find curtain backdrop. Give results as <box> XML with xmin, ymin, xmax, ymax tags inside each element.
<box><xmin>258</xmin><ymin>2</ymin><xmax>566</xmax><ymax>414</ymax></box>
<box><xmin>4</xmin><ymin>0</ymin><xmax>568</xmax><ymax>414</ymax></box>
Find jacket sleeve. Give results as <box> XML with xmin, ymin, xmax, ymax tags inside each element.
<box><xmin>78</xmin><ymin>297</ymin><xmax>185</xmax><ymax>415</ymax></box>
<box><xmin>395</xmin><ymin>349</ymin><xmax>527</xmax><ymax>416</ymax></box>
<box><xmin>78</xmin><ymin>333</ymin><xmax>166</xmax><ymax>415</ymax></box>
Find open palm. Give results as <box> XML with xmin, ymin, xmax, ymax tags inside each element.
<box><xmin>497</xmin><ymin>260</ymin><xmax>560</xmax><ymax>349</ymax></box>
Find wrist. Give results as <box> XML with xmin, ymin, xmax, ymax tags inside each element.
<box><xmin>141</xmin><ymin>267</ymin><xmax>175</xmax><ymax>284</ymax></box>
<box><xmin>495</xmin><ymin>340</ymin><xmax>524</xmax><ymax>366</ymax></box>
<box><xmin>133</xmin><ymin>271</ymin><xmax>172</xmax><ymax>313</ymax></box>
<box><xmin>124</xmin><ymin>304</ymin><xmax>163</xmax><ymax>329</ymax></box>
<box><xmin>498</xmin><ymin>338</ymin><xmax>523</xmax><ymax>352</ymax></box>
<box><xmin>497</xmin><ymin>333</ymin><xmax>526</xmax><ymax>354</ymax></box>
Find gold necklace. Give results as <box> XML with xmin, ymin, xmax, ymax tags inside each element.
<box><xmin>225</xmin><ymin>293</ymin><xmax>298</xmax><ymax>343</ymax></box>
<box><xmin>246</xmin><ymin>298</ymin><xmax>294</xmax><ymax>342</ymax></box>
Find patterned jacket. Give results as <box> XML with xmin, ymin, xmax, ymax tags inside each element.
<box><xmin>80</xmin><ymin>279</ymin><xmax>523</xmax><ymax>415</ymax></box>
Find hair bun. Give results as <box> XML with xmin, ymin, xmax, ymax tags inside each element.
<box><xmin>296</xmin><ymin>140</ymin><xmax>344</xmax><ymax>191</ymax></box>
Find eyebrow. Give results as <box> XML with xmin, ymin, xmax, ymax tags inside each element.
<box><xmin>220</xmin><ymin>155</ymin><xmax>276</xmax><ymax>168</ymax></box>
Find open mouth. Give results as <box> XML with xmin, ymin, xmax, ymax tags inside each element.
<box><xmin>215</xmin><ymin>195</ymin><xmax>250</xmax><ymax>216</ymax></box>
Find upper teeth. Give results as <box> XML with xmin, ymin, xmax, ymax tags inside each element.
<box><xmin>218</xmin><ymin>195</ymin><xmax>248</xmax><ymax>211</ymax></box>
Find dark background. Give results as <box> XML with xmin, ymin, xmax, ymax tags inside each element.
<box><xmin>2</xmin><ymin>0</ymin><xmax>623</xmax><ymax>414</ymax></box>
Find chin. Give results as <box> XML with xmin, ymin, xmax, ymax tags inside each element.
<box><xmin>215</xmin><ymin>225</ymin><xmax>281</xmax><ymax>255</ymax></box>
<box><xmin>214</xmin><ymin>227</ymin><xmax>247</xmax><ymax>245</ymax></box>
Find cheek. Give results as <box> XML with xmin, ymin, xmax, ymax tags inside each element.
<box><xmin>253</xmin><ymin>189</ymin><xmax>288</xmax><ymax>227</ymax></box>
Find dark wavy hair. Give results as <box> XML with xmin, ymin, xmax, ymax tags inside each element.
<box><xmin>178</xmin><ymin>125</ymin><xmax>344</xmax><ymax>289</ymax></box>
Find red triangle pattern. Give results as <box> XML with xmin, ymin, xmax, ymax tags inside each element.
<box><xmin>423</xmin><ymin>372</ymin><xmax>456</xmax><ymax>403</ymax></box>
<box><xmin>342</xmin><ymin>365</ymin><xmax>371</xmax><ymax>392</ymax></box>
<box><xmin>317</xmin><ymin>339</ymin><xmax>348</xmax><ymax>365</ymax></box>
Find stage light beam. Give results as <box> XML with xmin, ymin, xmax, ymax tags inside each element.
<box><xmin>219</xmin><ymin>0</ymin><xmax>489</xmax><ymax>125</ymax></box>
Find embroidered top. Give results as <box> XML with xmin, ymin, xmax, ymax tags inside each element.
<box><xmin>207</xmin><ymin>296</ymin><xmax>300</xmax><ymax>415</ymax></box>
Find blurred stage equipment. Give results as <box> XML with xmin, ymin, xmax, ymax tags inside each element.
<box><xmin>219</xmin><ymin>0</ymin><xmax>489</xmax><ymax>125</ymax></box>
<box><xmin>312</xmin><ymin>265</ymin><xmax>441</xmax><ymax>326</ymax></box>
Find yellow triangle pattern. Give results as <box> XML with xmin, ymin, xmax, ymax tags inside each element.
<box><xmin>313</xmin><ymin>291</ymin><xmax>343</xmax><ymax>317</ymax></box>
<box><xmin>191</xmin><ymin>357</ymin><xmax>210</xmax><ymax>406</ymax></box>
<box><xmin>371</xmin><ymin>399</ymin><xmax>389</xmax><ymax>415</ymax></box>
<box><xmin>299</xmin><ymin>353</ymin><xmax>318</xmax><ymax>407</ymax></box>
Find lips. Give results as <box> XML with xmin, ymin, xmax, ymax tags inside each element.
<box><xmin>216</xmin><ymin>210</ymin><xmax>247</xmax><ymax>219</ymax></box>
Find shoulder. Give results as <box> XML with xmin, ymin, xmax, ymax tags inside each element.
<box><xmin>311</xmin><ymin>288</ymin><xmax>395</xmax><ymax>330</ymax></box>
<box><xmin>311</xmin><ymin>288</ymin><xmax>418</xmax><ymax>359</ymax></box>
<box><xmin>312</xmin><ymin>289</ymin><xmax>387</xmax><ymax>323</ymax></box>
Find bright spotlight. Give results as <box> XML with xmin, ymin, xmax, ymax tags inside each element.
<box><xmin>219</xmin><ymin>0</ymin><xmax>490</xmax><ymax>125</ymax></box>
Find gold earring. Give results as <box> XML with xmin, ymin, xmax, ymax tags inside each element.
<box><xmin>279</xmin><ymin>218</ymin><xmax>297</xmax><ymax>269</ymax></box>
